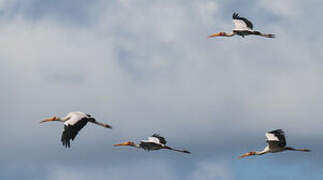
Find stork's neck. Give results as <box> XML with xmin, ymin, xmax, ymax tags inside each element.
<box><xmin>257</xmin><ymin>146</ymin><xmax>270</xmax><ymax>155</ymax></box>
<box><xmin>218</xmin><ymin>32</ymin><xmax>235</xmax><ymax>37</ymax></box>
<box><xmin>255</xmin><ymin>150</ymin><xmax>267</xmax><ymax>155</ymax></box>
<box><xmin>58</xmin><ymin>115</ymin><xmax>70</xmax><ymax>122</ymax></box>
<box><xmin>226</xmin><ymin>32</ymin><xmax>235</xmax><ymax>37</ymax></box>
<box><xmin>132</xmin><ymin>143</ymin><xmax>141</xmax><ymax>148</ymax></box>
<box><xmin>208</xmin><ymin>32</ymin><xmax>235</xmax><ymax>38</ymax></box>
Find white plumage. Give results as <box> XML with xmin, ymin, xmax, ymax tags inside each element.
<box><xmin>265</xmin><ymin>132</ymin><xmax>281</xmax><ymax>142</ymax></box>
<box><xmin>233</xmin><ymin>19</ymin><xmax>252</xmax><ymax>31</ymax></box>
<box><xmin>63</xmin><ymin>112</ymin><xmax>88</xmax><ymax>126</ymax></box>
<box><xmin>142</xmin><ymin>136</ymin><xmax>163</xmax><ymax>145</ymax></box>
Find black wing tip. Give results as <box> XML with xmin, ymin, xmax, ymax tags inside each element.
<box><xmin>62</xmin><ymin>140</ymin><xmax>71</xmax><ymax>148</ymax></box>
<box><xmin>152</xmin><ymin>133</ymin><xmax>165</xmax><ymax>139</ymax></box>
<box><xmin>61</xmin><ymin>136</ymin><xmax>71</xmax><ymax>148</ymax></box>
<box><xmin>232</xmin><ymin>12</ymin><xmax>240</xmax><ymax>19</ymax></box>
<box><xmin>63</xmin><ymin>145</ymin><xmax>71</xmax><ymax>148</ymax></box>
<box><xmin>151</xmin><ymin>133</ymin><xmax>167</xmax><ymax>144</ymax></box>
<box><xmin>61</xmin><ymin>125</ymin><xmax>74</xmax><ymax>148</ymax></box>
<box><xmin>269</xmin><ymin>129</ymin><xmax>284</xmax><ymax>133</ymax></box>
<box><xmin>183</xmin><ymin>150</ymin><xmax>191</xmax><ymax>154</ymax></box>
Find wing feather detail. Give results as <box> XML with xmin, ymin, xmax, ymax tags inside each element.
<box><xmin>61</xmin><ymin>118</ymin><xmax>89</xmax><ymax>148</ymax></box>
<box><xmin>232</xmin><ymin>13</ymin><xmax>253</xmax><ymax>31</ymax></box>
<box><xmin>266</xmin><ymin>129</ymin><xmax>286</xmax><ymax>147</ymax></box>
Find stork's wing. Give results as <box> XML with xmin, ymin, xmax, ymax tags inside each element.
<box><xmin>265</xmin><ymin>129</ymin><xmax>286</xmax><ymax>148</ymax></box>
<box><xmin>61</xmin><ymin>118</ymin><xmax>88</xmax><ymax>148</ymax></box>
<box><xmin>266</xmin><ymin>140</ymin><xmax>284</xmax><ymax>150</ymax></box>
<box><xmin>141</xmin><ymin>137</ymin><xmax>162</xmax><ymax>144</ymax></box>
<box><xmin>232</xmin><ymin>13</ymin><xmax>253</xmax><ymax>31</ymax></box>
<box><xmin>140</xmin><ymin>134</ymin><xmax>167</xmax><ymax>150</ymax></box>
<box><xmin>151</xmin><ymin>134</ymin><xmax>167</xmax><ymax>144</ymax></box>
<box><xmin>64</xmin><ymin>112</ymin><xmax>88</xmax><ymax>126</ymax></box>
<box><xmin>139</xmin><ymin>141</ymin><xmax>162</xmax><ymax>151</ymax></box>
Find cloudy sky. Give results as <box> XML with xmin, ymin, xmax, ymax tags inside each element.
<box><xmin>1</xmin><ymin>0</ymin><xmax>322</xmax><ymax>179</ymax></box>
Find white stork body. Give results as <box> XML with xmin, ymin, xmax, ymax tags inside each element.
<box><xmin>239</xmin><ymin>129</ymin><xmax>310</xmax><ymax>158</ymax></box>
<box><xmin>208</xmin><ymin>13</ymin><xmax>275</xmax><ymax>38</ymax></box>
<box><xmin>114</xmin><ymin>134</ymin><xmax>191</xmax><ymax>154</ymax></box>
<box><xmin>40</xmin><ymin>111</ymin><xmax>112</xmax><ymax>148</ymax></box>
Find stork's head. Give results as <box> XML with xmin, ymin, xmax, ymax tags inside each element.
<box><xmin>239</xmin><ymin>152</ymin><xmax>256</xmax><ymax>159</ymax></box>
<box><xmin>113</xmin><ymin>141</ymin><xmax>135</xmax><ymax>147</ymax></box>
<box><xmin>208</xmin><ymin>32</ymin><xmax>226</xmax><ymax>38</ymax></box>
<box><xmin>40</xmin><ymin>116</ymin><xmax>58</xmax><ymax>123</ymax></box>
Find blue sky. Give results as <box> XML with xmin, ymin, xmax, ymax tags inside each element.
<box><xmin>0</xmin><ymin>0</ymin><xmax>322</xmax><ymax>179</ymax></box>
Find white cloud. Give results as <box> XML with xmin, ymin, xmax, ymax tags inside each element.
<box><xmin>47</xmin><ymin>159</ymin><xmax>176</xmax><ymax>180</ymax></box>
<box><xmin>0</xmin><ymin>0</ymin><xmax>15</xmax><ymax>9</ymax></box>
<box><xmin>45</xmin><ymin>159</ymin><xmax>234</xmax><ymax>180</ymax></box>
<box><xmin>192</xmin><ymin>161</ymin><xmax>233</xmax><ymax>180</ymax></box>
<box><xmin>259</xmin><ymin>0</ymin><xmax>301</xmax><ymax>17</ymax></box>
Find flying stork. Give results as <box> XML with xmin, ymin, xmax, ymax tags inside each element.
<box><xmin>208</xmin><ymin>13</ymin><xmax>275</xmax><ymax>38</ymax></box>
<box><xmin>239</xmin><ymin>129</ymin><xmax>311</xmax><ymax>158</ymax></box>
<box><xmin>114</xmin><ymin>134</ymin><xmax>191</xmax><ymax>154</ymax></box>
<box><xmin>40</xmin><ymin>111</ymin><xmax>112</xmax><ymax>148</ymax></box>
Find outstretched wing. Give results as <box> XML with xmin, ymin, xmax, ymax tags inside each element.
<box><xmin>151</xmin><ymin>134</ymin><xmax>167</xmax><ymax>144</ymax></box>
<box><xmin>61</xmin><ymin>117</ymin><xmax>89</xmax><ymax>148</ymax></box>
<box><xmin>139</xmin><ymin>134</ymin><xmax>167</xmax><ymax>150</ymax></box>
<box><xmin>265</xmin><ymin>129</ymin><xmax>286</xmax><ymax>148</ymax></box>
<box><xmin>232</xmin><ymin>13</ymin><xmax>253</xmax><ymax>31</ymax></box>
